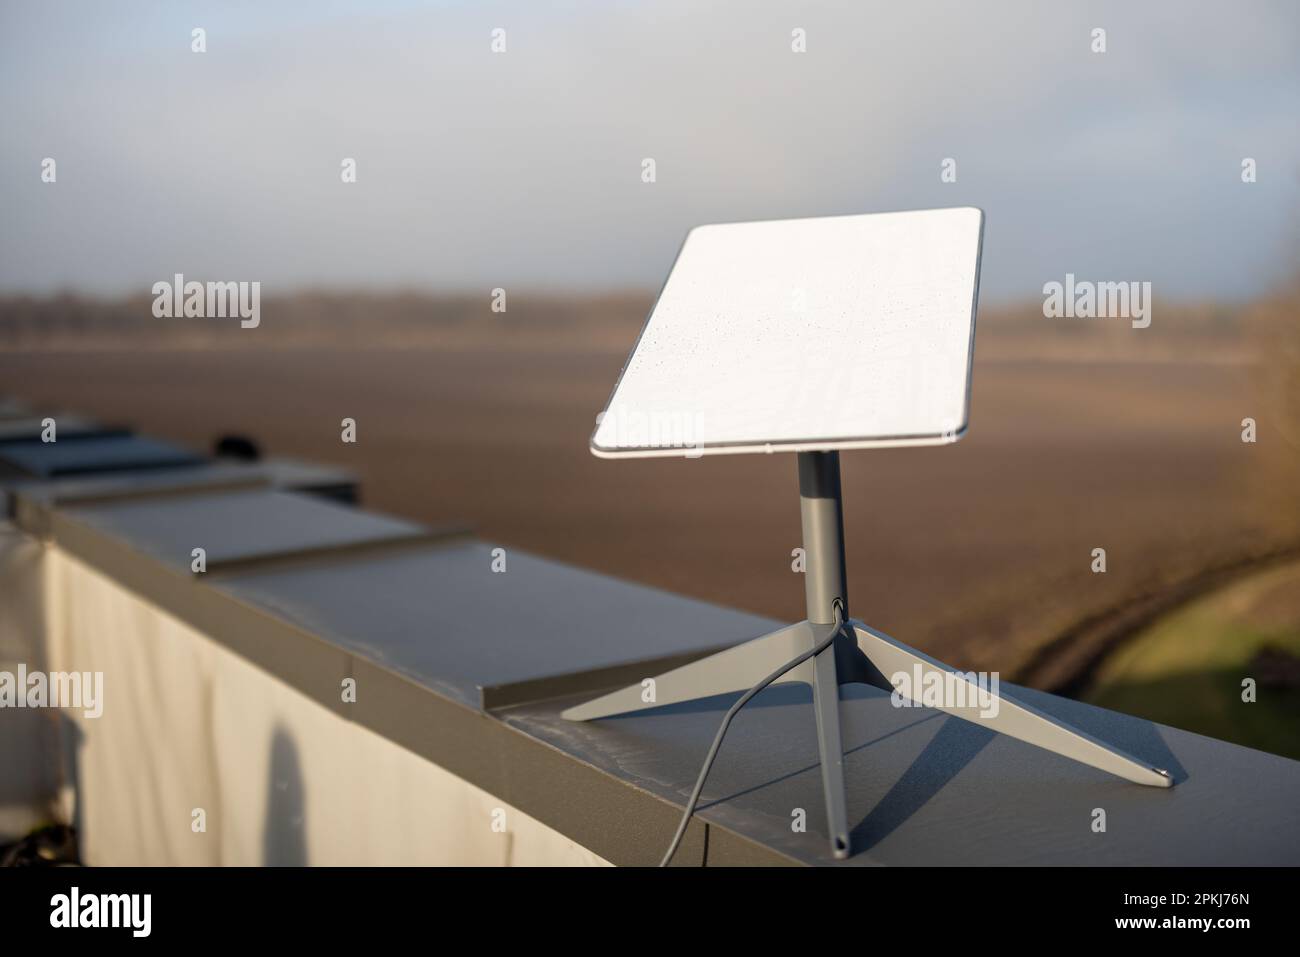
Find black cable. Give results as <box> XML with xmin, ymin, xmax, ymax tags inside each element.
<box><xmin>660</xmin><ymin>600</ymin><xmax>846</xmax><ymax>866</ymax></box>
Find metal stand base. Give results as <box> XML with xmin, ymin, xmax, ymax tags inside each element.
<box><xmin>563</xmin><ymin>451</ymin><xmax>1171</xmax><ymax>860</ymax></box>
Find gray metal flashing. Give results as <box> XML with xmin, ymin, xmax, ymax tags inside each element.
<box><xmin>477</xmin><ymin>645</ymin><xmax>736</xmax><ymax>711</ymax></box>
<box><xmin>5</xmin><ymin>457</ymin><xmax>358</xmax><ymax>519</ymax></box>
<box><xmin>196</xmin><ymin>530</ymin><xmax>474</xmax><ymax>578</ymax></box>
<box><xmin>0</xmin><ymin>433</ymin><xmax>204</xmax><ymax>478</ymax></box>
<box><xmin>0</xmin><ymin>415</ymin><xmax>113</xmax><ymax>443</ymax></box>
<box><xmin>55</xmin><ymin>487</ymin><xmax>446</xmax><ymax>576</ymax></box>
<box><xmin>213</xmin><ymin>541</ymin><xmax>777</xmax><ymax>710</ymax></box>
<box><xmin>9</xmin><ymin>473</ymin><xmax>271</xmax><ymax>531</ymax></box>
<box><xmin>506</xmin><ymin>683</ymin><xmax>1300</xmax><ymax>865</ymax></box>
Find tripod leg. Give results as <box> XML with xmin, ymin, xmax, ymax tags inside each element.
<box><xmin>811</xmin><ymin>638</ymin><xmax>851</xmax><ymax>858</ymax></box>
<box><xmin>849</xmin><ymin>621</ymin><xmax>1173</xmax><ymax>789</ymax></box>
<box><xmin>562</xmin><ymin>621</ymin><xmax>817</xmax><ymax>721</ymax></box>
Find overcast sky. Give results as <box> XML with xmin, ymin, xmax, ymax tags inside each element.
<box><xmin>1</xmin><ymin>0</ymin><xmax>1296</xmax><ymax>301</ymax></box>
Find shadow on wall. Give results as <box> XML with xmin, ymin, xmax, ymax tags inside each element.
<box><xmin>263</xmin><ymin>726</ymin><xmax>307</xmax><ymax>866</ymax></box>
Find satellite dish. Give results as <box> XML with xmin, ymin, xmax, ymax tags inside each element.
<box><xmin>568</xmin><ymin>208</ymin><xmax>1171</xmax><ymax>864</ymax></box>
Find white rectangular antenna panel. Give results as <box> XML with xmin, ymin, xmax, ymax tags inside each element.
<box><xmin>591</xmin><ymin>207</ymin><xmax>984</xmax><ymax>458</ymax></box>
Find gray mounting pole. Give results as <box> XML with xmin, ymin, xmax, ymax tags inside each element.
<box><xmin>798</xmin><ymin>452</ymin><xmax>848</xmax><ymax>623</ymax></box>
<box><xmin>797</xmin><ymin>451</ymin><xmax>852</xmax><ymax>858</ymax></box>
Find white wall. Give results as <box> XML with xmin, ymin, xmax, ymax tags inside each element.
<box><xmin>0</xmin><ymin>521</ymin><xmax>59</xmax><ymax>840</ymax></box>
<box><xmin>40</xmin><ymin>549</ymin><xmax>607</xmax><ymax>866</ymax></box>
